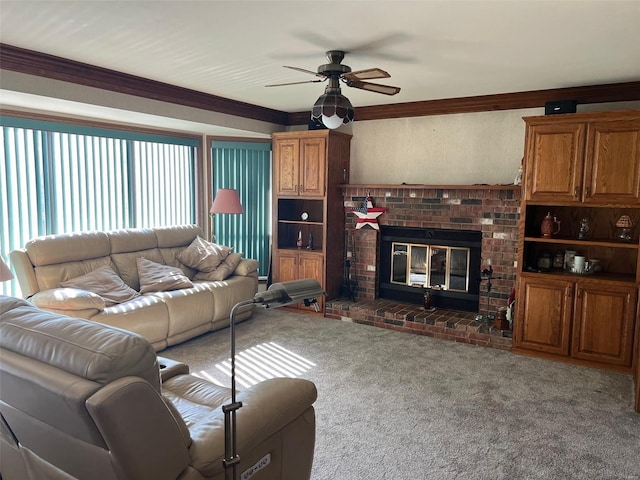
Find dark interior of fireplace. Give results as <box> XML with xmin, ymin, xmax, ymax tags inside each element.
<box><xmin>379</xmin><ymin>226</ymin><xmax>482</xmax><ymax>312</ymax></box>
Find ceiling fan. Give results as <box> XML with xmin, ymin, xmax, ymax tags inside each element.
<box><xmin>266</xmin><ymin>49</ymin><xmax>401</xmax><ymax>96</ymax></box>
<box><xmin>266</xmin><ymin>50</ymin><xmax>401</xmax><ymax>129</ymax></box>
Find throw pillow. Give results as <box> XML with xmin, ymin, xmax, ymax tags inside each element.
<box><xmin>60</xmin><ymin>265</ymin><xmax>140</xmax><ymax>305</ymax></box>
<box><xmin>194</xmin><ymin>252</ymin><xmax>243</xmax><ymax>281</ymax></box>
<box><xmin>176</xmin><ymin>236</ymin><xmax>232</xmax><ymax>273</ymax></box>
<box><xmin>30</xmin><ymin>288</ymin><xmax>106</xmax><ymax>311</ymax></box>
<box><xmin>137</xmin><ymin>257</ymin><xmax>194</xmax><ymax>293</ymax></box>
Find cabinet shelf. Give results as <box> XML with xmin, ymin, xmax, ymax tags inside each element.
<box><xmin>521</xmin><ymin>269</ymin><xmax>637</xmax><ymax>285</ymax></box>
<box><xmin>524</xmin><ymin>236</ymin><xmax>639</xmax><ymax>249</ymax></box>
<box><xmin>278</xmin><ymin>220</ymin><xmax>323</xmax><ymax>226</ymax></box>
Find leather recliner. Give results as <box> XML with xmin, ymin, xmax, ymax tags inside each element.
<box><xmin>0</xmin><ymin>295</ymin><xmax>317</xmax><ymax>480</ymax></box>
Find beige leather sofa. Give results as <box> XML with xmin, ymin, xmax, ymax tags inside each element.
<box><xmin>0</xmin><ymin>295</ymin><xmax>318</xmax><ymax>480</ymax></box>
<box><xmin>10</xmin><ymin>225</ymin><xmax>259</xmax><ymax>351</ymax></box>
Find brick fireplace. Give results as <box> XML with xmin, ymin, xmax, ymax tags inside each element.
<box><xmin>326</xmin><ymin>185</ymin><xmax>521</xmax><ymax>349</ymax></box>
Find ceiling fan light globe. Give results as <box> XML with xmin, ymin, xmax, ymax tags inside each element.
<box><xmin>321</xmin><ymin>114</ymin><xmax>345</xmax><ymax>130</ymax></box>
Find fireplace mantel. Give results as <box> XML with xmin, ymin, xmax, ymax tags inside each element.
<box><xmin>339</xmin><ymin>184</ymin><xmax>521</xmax><ymax>191</ymax></box>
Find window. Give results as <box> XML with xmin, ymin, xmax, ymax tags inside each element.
<box><xmin>211</xmin><ymin>141</ymin><xmax>271</xmax><ymax>277</ymax></box>
<box><xmin>1</xmin><ymin>116</ymin><xmax>199</xmax><ymax>296</ymax></box>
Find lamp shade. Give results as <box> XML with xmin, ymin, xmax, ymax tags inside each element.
<box><xmin>311</xmin><ymin>91</ymin><xmax>355</xmax><ymax>130</ymax></box>
<box><xmin>0</xmin><ymin>257</ymin><xmax>14</xmax><ymax>282</ymax></box>
<box><xmin>616</xmin><ymin>215</ymin><xmax>633</xmax><ymax>228</ymax></box>
<box><xmin>210</xmin><ymin>188</ymin><xmax>244</xmax><ymax>214</ymax></box>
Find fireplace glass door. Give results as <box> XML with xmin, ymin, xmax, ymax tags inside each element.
<box><xmin>391</xmin><ymin>242</ymin><xmax>470</xmax><ymax>292</ymax></box>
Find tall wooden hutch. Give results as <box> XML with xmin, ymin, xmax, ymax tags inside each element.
<box><xmin>512</xmin><ymin>109</ymin><xmax>640</xmax><ymax>411</ymax></box>
<box><xmin>271</xmin><ymin>130</ymin><xmax>351</xmax><ymax>312</ymax></box>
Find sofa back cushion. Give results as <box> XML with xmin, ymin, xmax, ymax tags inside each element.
<box><xmin>108</xmin><ymin>227</ymin><xmax>162</xmax><ymax>290</ymax></box>
<box><xmin>0</xmin><ymin>296</ymin><xmax>160</xmax><ymax>390</ymax></box>
<box><xmin>24</xmin><ymin>231</ymin><xmax>113</xmax><ymax>291</ymax></box>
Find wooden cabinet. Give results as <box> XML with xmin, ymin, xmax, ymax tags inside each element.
<box><xmin>515</xmin><ymin>276</ymin><xmax>573</xmax><ymax>356</ymax></box>
<box><xmin>516</xmin><ymin>275</ymin><xmax>636</xmax><ymax>369</ymax></box>
<box><xmin>271</xmin><ymin>130</ymin><xmax>351</xmax><ymax>312</ymax></box>
<box><xmin>524</xmin><ymin>111</ymin><xmax>640</xmax><ymax>204</ymax></box>
<box><xmin>276</xmin><ymin>251</ymin><xmax>325</xmax><ymax>312</ymax></box>
<box><xmin>274</xmin><ymin>136</ymin><xmax>326</xmax><ymax>197</ymax></box>
<box><xmin>572</xmin><ymin>282</ymin><xmax>636</xmax><ymax>366</ymax></box>
<box><xmin>515</xmin><ymin>110</ymin><xmax>640</xmax><ymax>377</ymax></box>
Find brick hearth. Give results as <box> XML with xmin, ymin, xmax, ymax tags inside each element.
<box><xmin>326</xmin><ymin>299</ymin><xmax>512</xmax><ymax>351</ymax></box>
<box><xmin>326</xmin><ymin>185</ymin><xmax>520</xmax><ymax>351</ymax></box>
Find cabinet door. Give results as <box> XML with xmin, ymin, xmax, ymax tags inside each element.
<box><xmin>298</xmin><ymin>253</ymin><xmax>325</xmax><ymax>311</ymax></box>
<box><xmin>514</xmin><ymin>276</ymin><xmax>573</xmax><ymax>356</ymax></box>
<box><xmin>583</xmin><ymin>119</ymin><xmax>640</xmax><ymax>204</ymax></box>
<box><xmin>299</xmin><ymin>137</ymin><xmax>326</xmax><ymax>197</ymax></box>
<box><xmin>274</xmin><ymin>139</ymin><xmax>300</xmax><ymax>196</ymax></box>
<box><xmin>275</xmin><ymin>251</ymin><xmax>298</xmax><ymax>284</ymax></box>
<box><xmin>572</xmin><ymin>283</ymin><xmax>637</xmax><ymax>366</ymax></box>
<box><xmin>524</xmin><ymin>123</ymin><xmax>586</xmax><ymax>202</ymax></box>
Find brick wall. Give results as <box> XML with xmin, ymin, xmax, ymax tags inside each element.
<box><xmin>342</xmin><ymin>186</ymin><xmax>521</xmax><ymax>317</ymax></box>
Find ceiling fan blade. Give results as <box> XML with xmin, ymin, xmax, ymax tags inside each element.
<box><xmin>283</xmin><ymin>65</ymin><xmax>325</xmax><ymax>78</ymax></box>
<box><xmin>344</xmin><ymin>68</ymin><xmax>390</xmax><ymax>81</ymax></box>
<box><xmin>346</xmin><ymin>80</ymin><xmax>401</xmax><ymax>96</ymax></box>
<box><xmin>266</xmin><ymin>79</ymin><xmax>325</xmax><ymax>87</ymax></box>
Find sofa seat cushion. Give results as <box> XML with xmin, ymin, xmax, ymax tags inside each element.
<box><xmin>148</xmin><ymin>286</ymin><xmax>215</xmax><ymax>343</ymax></box>
<box><xmin>91</xmin><ymin>295</ymin><xmax>170</xmax><ymax>352</ymax></box>
<box><xmin>198</xmin><ymin>276</ymin><xmax>258</xmax><ymax>323</ymax></box>
<box><xmin>177</xmin><ymin>236</ymin><xmax>232</xmax><ymax>273</ymax></box>
<box><xmin>60</xmin><ymin>266</ymin><xmax>140</xmax><ymax>305</ymax></box>
<box><xmin>136</xmin><ymin>257</ymin><xmax>193</xmax><ymax>294</ymax></box>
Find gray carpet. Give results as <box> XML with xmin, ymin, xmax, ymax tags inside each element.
<box><xmin>162</xmin><ymin>308</ymin><xmax>640</xmax><ymax>480</ymax></box>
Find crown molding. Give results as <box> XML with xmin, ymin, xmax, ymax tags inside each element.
<box><xmin>2</xmin><ymin>43</ymin><xmax>639</xmax><ymax>127</ymax></box>
<box><xmin>0</xmin><ymin>43</ymin><xmax>289</xmax><ymax>125</ymax></box>
<box><xmin>288</xmin><ymin>81</ymin><xmax>640</xmax><ymax>124</ymax></box>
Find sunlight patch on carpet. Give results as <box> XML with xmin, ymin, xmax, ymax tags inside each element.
<box><xmin>209</xmin><ymin>342</ymin><xmax>316</xmax><ymax>388</ymax></box>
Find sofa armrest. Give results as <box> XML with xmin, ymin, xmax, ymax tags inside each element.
<box><xmin>157</xmin><ymin>356</ymin><xmax>190</xmax><ymax>382</ymax></box>
<box><xmin>233</xmin><ymin>259</ymin><xmax>260</xmax><ymax>277</ymax></box>
<box><xmin>9</xmin><ymin>249</ymin><xmax>39</xmax><ymax>298</ymax></box>
<box><xmin>162</xmin><ymin>375</ymin><xmax>317</xmax><ymax>478</ymax></box>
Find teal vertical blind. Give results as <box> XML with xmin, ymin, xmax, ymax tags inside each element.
<box><xmin>1</xmin><ymin>116</ymin><xmax>198</xmax><ymax>297</ymax></box>
<box><xmin>211</xmin><ymin>141</ymin><xmax>271</xmax><ymax>277</ymax></box>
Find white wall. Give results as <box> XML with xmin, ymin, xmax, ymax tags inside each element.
<box><xmin>348</xmin><ymin>100</ymin><xmax>640</xmax><ymax>186</ymax></box>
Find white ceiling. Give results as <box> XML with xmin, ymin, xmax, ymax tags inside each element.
<box><xmin>1</xmin><ymin>0</ymin><xmax>639</xmax><ymax>120</ymax></box>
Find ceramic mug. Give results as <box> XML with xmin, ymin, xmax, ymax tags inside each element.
<box><xmin>573</xmin><ymin>255</ymin><xmax>586</xmax><ymax>274</ymax></box>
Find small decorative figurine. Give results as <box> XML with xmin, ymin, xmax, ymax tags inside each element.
<box><xmin>307</xmin><ymin>232</ymin><xmax>313</xmax><ymax>250</ymax></box>
<box><xmin>297</xmin><ymin>230</ymin><xmax>303</xmax><ymax>248</ymax></box>
<box><xmin>578</xmin><ymin>218</ymin><xmax>590</xmax><ymax>240</ymax></box>
<box><xmin>423</xmin><ymin>289</ymin><xmax>435</xmax><ymax>312</ymax></box>
<box><xmin>541</xmin><ymin>212</ymin><xmax>561</xmax><ymax>238</ymax></box>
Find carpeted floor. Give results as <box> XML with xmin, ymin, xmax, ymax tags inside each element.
<box><xmin>162</xmin><ymin>308</ymin><xmax>640</xmax><ymax>480</ymax></box>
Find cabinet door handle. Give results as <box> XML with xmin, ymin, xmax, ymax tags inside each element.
<box><xmin>566</xmin><ymin>287</ymin><xmax>573</xmax><ymax>298</ymax></box>
<box><xmin>294</xmin><ymin>185</ymin><xmax>298</xmax><ymax>193</ymax></box>
<box><xmin>576</xmin><ymin>288</ymin><xmax>582</xmax><ymax>298</ymax></box>
<box><xmin>584</xmin><ymin>186</ymin><xmax>591</xmax><ymax>197</ymax></box>
<box><xmin>573</xmin><ymin>186</ymin><xmax>580</xmax><ymax>198</ymax></box>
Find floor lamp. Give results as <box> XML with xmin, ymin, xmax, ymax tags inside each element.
<box><xmin>210</xmin><ymin>188</ymin><xmax>244</xmax><ymax>242</ymax></box>
<box><xmin>223</xmin><ymin>279</ymin><xmax>325</xmax><ymax>480</ymax></box>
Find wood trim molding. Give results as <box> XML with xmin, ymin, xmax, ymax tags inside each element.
<box><xmin>289</xmin><ymin>81</ymin><xmax>640</xmax><ymax>124</ymax></box>
<box><xmin>0</xmin><ymin>43</ymin><xmax>289</xmax><ymax>126</ymax></box>
<box><xmin>2</xmin><ymin>43</ymin><xmax>639</xmax><ymax>127</ymax></box>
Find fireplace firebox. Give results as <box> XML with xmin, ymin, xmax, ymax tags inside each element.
<box><xmin>379</xmin><ymin>226</ymin><xmax>482</xmax><ymax>311</ymax></box>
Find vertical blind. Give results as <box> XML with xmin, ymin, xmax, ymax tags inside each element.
<box><xmin>211</xmin><ymin>141</ymin><xmax>271</xmax><ymax>277</ymax></box>
<box><xmin>1</xmin><ymin>116</ymin><xmax>198</xmax><ymax>297</ymax></box>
